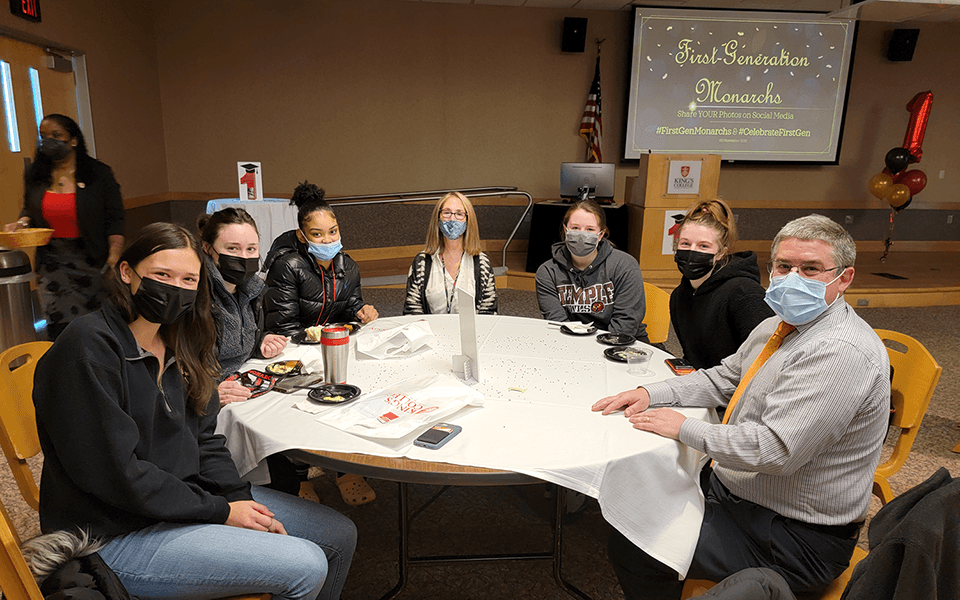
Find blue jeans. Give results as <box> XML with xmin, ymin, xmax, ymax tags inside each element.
<box><xmin>98</xmin><ymin>486</ymin><xmax>357</xmax><ymax>600</ymax></box>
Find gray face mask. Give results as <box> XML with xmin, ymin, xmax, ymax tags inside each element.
<box><xmin>565</xmin><ymin>229</ymin><xmax>600</xmax><ymax>257</ymax></box>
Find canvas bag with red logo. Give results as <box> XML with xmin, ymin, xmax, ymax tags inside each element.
<box><xmin>320</xmin><ymin>373</ymin><xmax>483</xmax><ymax>439</ymax></box>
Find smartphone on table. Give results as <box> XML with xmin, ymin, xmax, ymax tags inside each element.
<box><xmin>414</xmin><ymin>423</ymin><xmax>462</xmax><ymax>450</ymax></box>
<box><xmin>665</xmin><ymin>358</ymin><xmax>696</xmax><ymax>376</ymax></box>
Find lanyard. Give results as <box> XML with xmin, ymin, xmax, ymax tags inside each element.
<box><xmin>314</xmin><ymin>264</ymin><xmax>337</xmax><ymax>326</ymax></box>
<box><xmin>441</xmin><ymin>254</ymin><xmax>462</xmax><ymax>314</ymax></box>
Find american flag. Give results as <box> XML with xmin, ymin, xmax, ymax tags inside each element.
<box><xmin>579</xmin><ymin>55</ymin><xmax>603</xmax><ymax>163</ymax></box>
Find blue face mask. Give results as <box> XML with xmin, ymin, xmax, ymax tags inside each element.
<box><xmin>439</xmin><ymin>219</ymin><xmax>467</xmax><ymax>240</ymax></box>
<box><xmin>764</xmin><ymin>271</ymin><xmax>843</xmax><ymax>325</ymax></box>
<box><xmin>306</xmin><ymin>238</ymin><xmax>342</xmax><ymax>261</ymax></box>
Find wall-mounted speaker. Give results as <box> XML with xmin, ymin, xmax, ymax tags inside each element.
<box><xmin>562</xmin><ymin>17</ymin><xmax>587</xmax><ymax>53</ymax></box>
<box><xmin>888</xmin><ymin>28</ymin><xmax>919</xmax><ymax>62</ymax></box>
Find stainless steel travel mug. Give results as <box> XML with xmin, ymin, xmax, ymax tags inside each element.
<box><xmin>321</xmin><ymin>326</ymin><xmax>350</xmax><ymax>383</ymax></box>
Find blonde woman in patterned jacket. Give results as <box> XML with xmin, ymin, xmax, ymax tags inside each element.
<box><xmin>403</xmin><ymin>192</ymin><xmax>498</xmax><ymax>315</ymax></box>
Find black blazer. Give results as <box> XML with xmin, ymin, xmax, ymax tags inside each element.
<box><xmin>22</xmin><ymin>156</ymin><xmax>124</xmax><ymax>266</ymax></box>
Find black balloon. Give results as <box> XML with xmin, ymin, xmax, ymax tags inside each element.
<box><xmin>884</xmin><ymin>147</ymin><xmax>911</xmax><ymax>174</ymax></box>
<box><xmin>894</xmin><ymin>196</ymin><xmax>913</xmax><ymax>213</ymax></box>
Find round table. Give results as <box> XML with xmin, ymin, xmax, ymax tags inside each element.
<box><xmin>218</xmin><ymin>314</ymin><xmax>715</xmax><ymax>585</ymax></box>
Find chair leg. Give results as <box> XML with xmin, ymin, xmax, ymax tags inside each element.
<box><xmin>873</xmin><ymin>477</ymin><xmax>894</xmax><ymax>505</ymax></box>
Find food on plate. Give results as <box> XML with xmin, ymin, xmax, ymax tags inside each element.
<box><xmin>305</xmin><ymin>326</ymin><xmax>323</xmax><ymax>342</ymax></box>
<box><xmin>266</xmin><ymin>360</ymin><xmax>300</xmax><ymax>375</ymax></box>
<box><xmin>324</xmin><ymin>395</ymin><xmax>345</xmax><ymax>402</ymax></box>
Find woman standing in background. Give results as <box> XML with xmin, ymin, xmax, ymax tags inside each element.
<box><xmin>4</xmin><ymin>114</ymin><xmax>125</xmax><ymax>340</ymax></box>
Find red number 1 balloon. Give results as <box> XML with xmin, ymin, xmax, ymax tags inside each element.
<box><xmin>903</xmin><ymin>91</ymin><xmax>933</xmax><ymax>162</ymax></box>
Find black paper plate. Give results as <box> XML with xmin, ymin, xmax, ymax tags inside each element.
<box><xmin>296</xmin><ymin>322</ymin><xmax>363</xmax><ymax>344</ymax></box>
<box><xmin>596</xmin><ymin>333</ymin><xmax>636</xmax><ymax>346</ymax></box>
<box><xmin>559</xmin><ymin>324</ymin><xmax>597</xmax><ymax>336</ymax></box>
<box><xmin>307</xmin><ymin>384</ymin><xmax>362</xmax><ymax>405</ymax></box>
<box><xmin>266</xmin><ymin>360</ymin><xmax>302</xmax><ymax>376</ymax></box>
<box><xmin>603</xmin><ymin>346</ymin><xmax>650</xmax><ymax>364</ymax></box>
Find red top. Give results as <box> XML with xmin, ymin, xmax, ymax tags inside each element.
<box><xmin>41</xmin><ymin>191</ymin><xmax>81</xmax><ymax>238</ymax></box>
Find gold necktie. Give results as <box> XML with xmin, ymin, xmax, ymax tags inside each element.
<box><xmin>721</xmin><ymin>321</ymin><xmax>797</xmax><ymax>425</ymax></box>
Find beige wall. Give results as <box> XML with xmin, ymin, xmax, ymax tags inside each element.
<box><xmin>4</xmin><ymin>2</ymin><xmax>957</xmax><ymax>212</ymax></box>
<box><xmin>718</xmin><ymin>21</ymin><xmax>959</xmax><ymax>209</ymax></box>
<box><xmin>151</xmin><ymin>0</ymin><xmax>632</xmax><ymax>198</ymax></box>
<box><xmin>0</xmin><ymin>0</ymin><xmax>168</xmax><ymax>199</ymax></box>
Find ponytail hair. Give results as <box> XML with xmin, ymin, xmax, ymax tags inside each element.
<box><xmin>672</xmin><ymin>198</ymin><xmax>737</xmax><ymax>261</ymax></box>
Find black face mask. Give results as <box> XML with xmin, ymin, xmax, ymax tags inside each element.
<box><xmin>216</xmin><ymin>253</ymin><xmax>260</xmax><ymax>286</ymax></box>
<box><xmin>132</xmin><ymin>274</ymin><xmax>197</xmax><ymax>325</ymax></box>
<box><xmin>38</xmin><ymin>137</ymin><xmax>72</xmax><ymax>161</ymax></box>
<box><xmin>674</xmin><ymin>249</ymin><xmax>716</xmax><ymax>280</ymax></box>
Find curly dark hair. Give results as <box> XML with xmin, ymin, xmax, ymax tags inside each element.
<box><xmin>290</xmin><ymin>180</ymin><xmax>335</xmax><ymax>229</ymax></box>
<box><xmin>24</xmin><ymin>114</ymin><xmax>93</xmax><ymax>191</ymax></box>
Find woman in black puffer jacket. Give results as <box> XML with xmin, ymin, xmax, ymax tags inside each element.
<box><xmin>263</xmin><ymin>182</ymin><xmax>378</xmax><ymax>337</ymax></box>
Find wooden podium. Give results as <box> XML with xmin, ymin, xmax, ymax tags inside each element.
<box><xmin>624</xmin><ymin>154</ymin><xmax>721</xmax><ymax>284</ymax></box>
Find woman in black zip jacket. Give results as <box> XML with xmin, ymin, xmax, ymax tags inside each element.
<box><xmin>32</xmin><ymin>222</ymin><xmax>356</xmax><ymax>600</ymax></box>
<box><xmin>263</xmin><ymin>181</ymin><xmax>377</xmax><ymax>337</ymax></box>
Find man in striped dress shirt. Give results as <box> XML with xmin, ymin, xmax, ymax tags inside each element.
<box><xmin>594</xmin><ymin>215</ymin><xmax>890</xmax><ymax>599</ymax></box>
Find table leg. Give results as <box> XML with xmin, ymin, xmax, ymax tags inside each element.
<box><xmin>377</xmin><ymin>481</ymin><xmax>592</xmax><ymax>599</ymax></box>
<box><xmin>553</xmin><ymin>487</ymin><xmax>593</xmax><ymax>600</ymax></box>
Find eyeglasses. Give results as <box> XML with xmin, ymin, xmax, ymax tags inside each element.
<box><xmin>440</xmin><ymin>210</ymin><xmax>467</xmax><ymax>221</ymax></box>
<box><xmin>767</xmin><ymin>261</ymin><xmax>844</xmax><ymax>278</ymax></box>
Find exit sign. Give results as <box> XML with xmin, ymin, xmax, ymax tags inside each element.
<box><xmin>9</xmin><ymin>0</ymin><xmax>41</xmax><ymax>22</ymax></box>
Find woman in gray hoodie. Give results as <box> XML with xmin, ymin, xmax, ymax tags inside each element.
<box><xmin>535</xmin><ymin>200</ymin><xmax>649</xmax><ymax>343</ymax></box>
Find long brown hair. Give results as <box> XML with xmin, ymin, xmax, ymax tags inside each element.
<box><xmin>423</xmin><ymin>192</ymin><xmax>482</xmax><ymax>256</ymax></box>
<box><xmin>105</xmin><ymin>223</ymin><xmax>220</xmax><ymax>415</ymax></box>
<box><xmin>672</xmin><ymin>198</ymin><xmax>737</xmax><ymax>263</ymax></box>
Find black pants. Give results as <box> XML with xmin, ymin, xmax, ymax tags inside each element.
<box><xmin>609</xmin><ymin>469</ymin><xmax>859</xmax><ymax>600</ymax></box>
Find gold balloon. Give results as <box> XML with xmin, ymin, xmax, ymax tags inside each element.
<box><xmin>868</xmin><ymin>172</ymin><xmax>894</xmax><ymax>200</ymax></box>
<box><xmin>885</xmin><ymin>183</ymin><xmax>912</xmax><ymax>208</ymax></box>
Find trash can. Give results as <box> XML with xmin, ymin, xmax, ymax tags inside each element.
<box><xmin>0</xmin><ymin>249</ymin><xmax>39</xmax><ymax>353</ymax></box>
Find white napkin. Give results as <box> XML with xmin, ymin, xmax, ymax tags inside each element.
<box><xmin>356</xmin><ymin>320</ymin><xmax>435</xmax><ymax>360</ymax></box>
<box><xmin>563</xmin><ymin>322</ymin><xmax>595</xmax><ymax>334</ymax></box>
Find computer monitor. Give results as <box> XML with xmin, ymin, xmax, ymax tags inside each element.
<box><xmin>560</xmin><ymin>162</ymin><xmax>615</xmax><ymax>201</ymax></box>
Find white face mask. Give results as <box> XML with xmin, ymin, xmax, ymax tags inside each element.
<box><xmin>764</xmin><ymin>271</ymin><xmax>843</xmax><ymax>325</ymax></box>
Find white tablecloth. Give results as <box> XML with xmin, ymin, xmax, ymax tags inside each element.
<box><xmin>217</xmin><ymin>314</ymin><xmax>716</xmax><ymax>576</ymax></box>
<box><xmin>206</xmin><ymin>198</ymin><xmax>296</xmax><ymax>249</ymax></box>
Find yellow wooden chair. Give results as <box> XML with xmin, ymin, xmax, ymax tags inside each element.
<box><xmin>872</xmin><ymin>329</ymin><xmax>941</xmax><ymax>505</ymax></box>
<box><xmin>0</xmin><ymin>498</ymin><xmax>43</xmax><ymax>600</ymax></box>
<box><xmin>0</xmin><ymin>342</ymin><xmax>51</xmax><ymax>513</ymax></box>
<box><xmin>643</xmin><ymin>282</ymin><xmax>671</xmax><ymax>345</ymax></box>
<box><xmin>681</xmin><ymin>543</ymin><xmax>868</xmax><ymax>600</ymax></box>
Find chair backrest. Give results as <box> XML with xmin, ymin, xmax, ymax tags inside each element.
<box><xmin>872</xmin><ymin>329</ymin><xmax>942</xmax><ymax>498</ymax></box>
<box><xmin>642</xmin><ymin>282</ymin><xmax>671</xmax><ymax>345</ymax></box>
<box><xmin>0</xmin><ymin>498</ymin><xmax>44</xmax><ymax>600</ymax></box>
<box><xmin>0</xmin><ymin>341</ymin><xmax>52</xmax><ymax>512</ymax></box>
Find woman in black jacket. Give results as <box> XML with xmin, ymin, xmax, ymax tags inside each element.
<box><xmin>4</xmin><ymin>114</ymin><xmax>124</xmax><ymax>340</ymax></box>
<box><xmin>32</xmin><ymin>222</ymin><xmax>357</xmax><ymax>600</ymax></box>
<box><xmin>263</xmin><ymin>182</ymin><xmax>377</xmax><ymax>337</ymax></box>
<box><xmin>669</xmin><ymin>198</ymin><xmax>774</xmax><ymax>370</ymax></box>
<box><xmin>263</xmin><ymin>182</ymin><xmax>378</xmax><ymax>506</ymax></box>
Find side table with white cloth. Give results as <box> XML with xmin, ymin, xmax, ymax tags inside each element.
<box><xmin>217</xmin><ymin>315</ymin><xmax>717</xmax><ymax>598</ymax></box>
<box><xmin>206</xmin><ymin>198</ymin><xmax>296</xmax><ymax>249</ymax></box>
